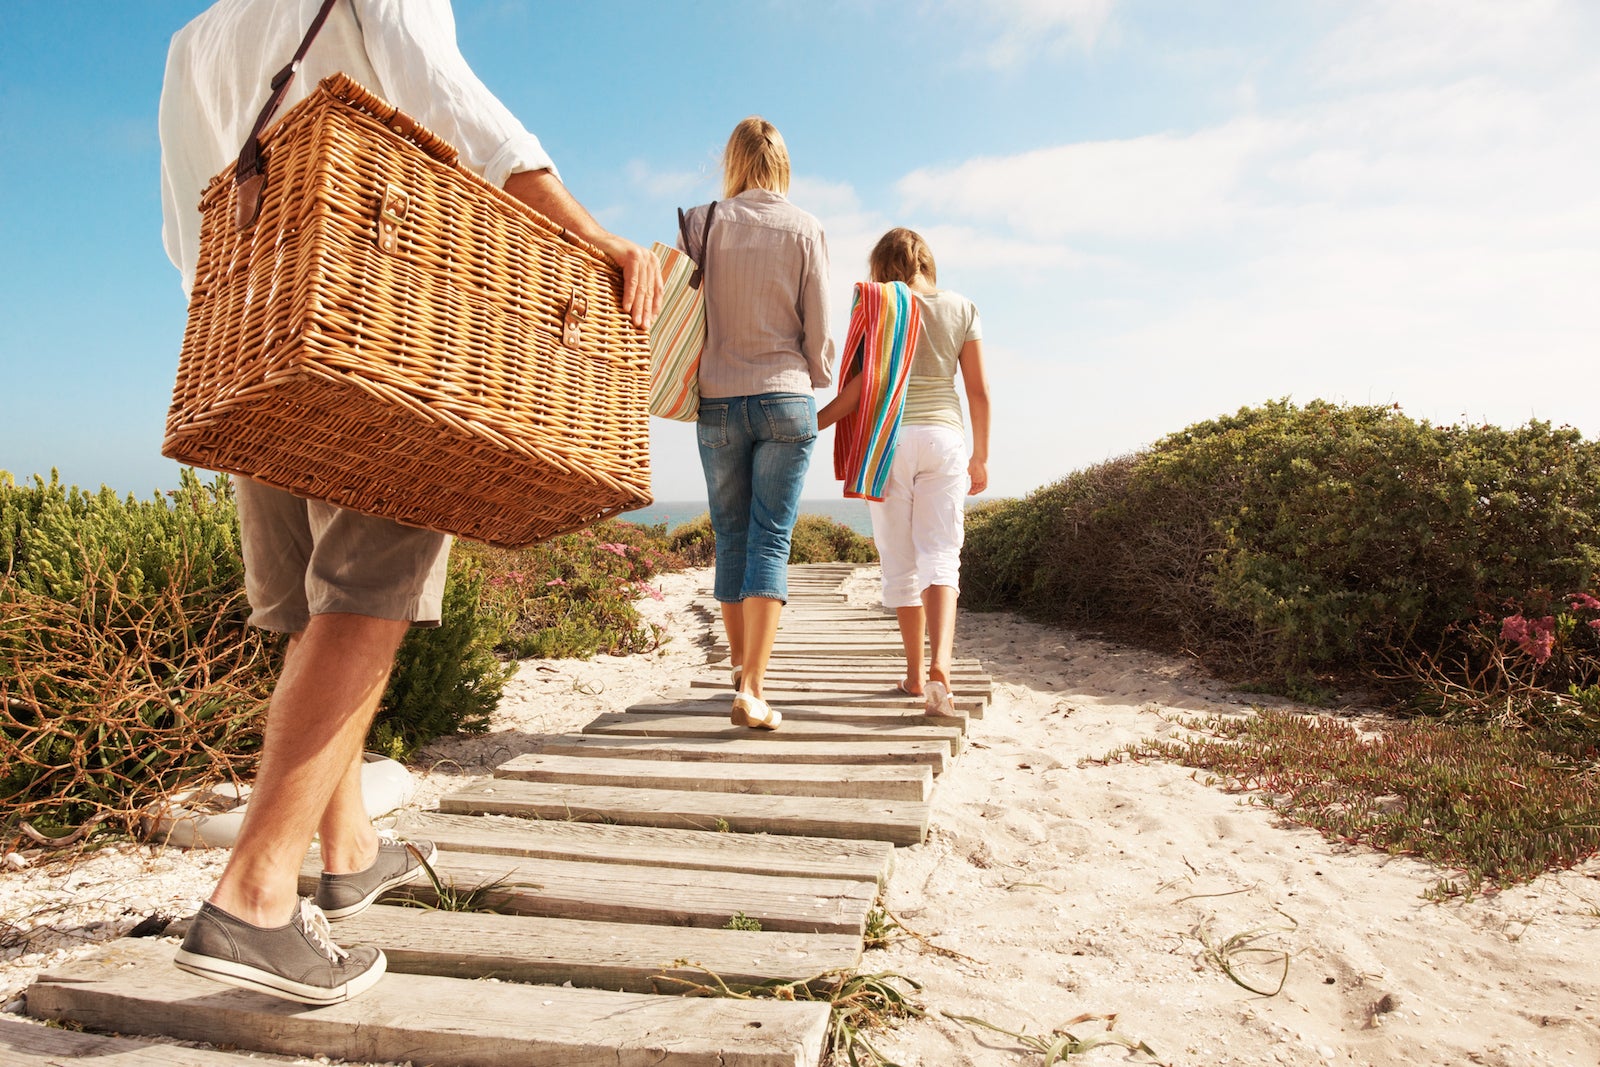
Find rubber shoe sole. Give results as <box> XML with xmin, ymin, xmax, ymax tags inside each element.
<box><xmin>318</xmin><ymin>838</ymin><xmax>439</xmax><ymax>921</ymax></box>
<box><xmin>174</xmin><ymin>900</ymin><xmax>386</xmax><ymax>1006</ymax></box>
<box><xmin>174</xmin><ymin>943</ymin><xmax>387</xmax><ymax>1005</ymax></box>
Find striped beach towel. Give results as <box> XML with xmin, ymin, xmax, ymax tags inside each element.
<box><xmin>832</xmin><ymin>281</ymin><xmax>922</xmax><ymax>501</ymax></box>
<box><xmin>647</xmin><ymin>242</ymin><xmax>705</xmax><ymax>421</ymax></box>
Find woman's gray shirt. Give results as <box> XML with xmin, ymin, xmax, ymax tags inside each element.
<box><xmin>680</xmin><ymin>188</ymin><xmax>834</xmax><ymax>399</ymax></box>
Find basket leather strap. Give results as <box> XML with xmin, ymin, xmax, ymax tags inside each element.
<box><xmin>234</xmin><ymin>0</ymin><xmax>343</xmax><ymax>231</ymax></box>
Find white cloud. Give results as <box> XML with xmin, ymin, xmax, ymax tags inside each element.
<box><xmin>897</xmin><ymin>119</ymin><xmax>1283</xmax><ymax>240</ymax></box>
<box><xmin>1313</xmin><ymin>0</ymin><xmax>1591</xmax><ymax>87</ymax></box>
<box><xmin>625</xmin><ymin>160</ymin><xmax>713</xmax><ymax>201</ymax></box>
<box><xmin>945</xmin><ymin>0</ymin><xmax>1118</xmax><ymax>66</ymax></box>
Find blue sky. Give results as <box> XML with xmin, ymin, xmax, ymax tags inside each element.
<box><xmin>2</xmin><ymin>0</ymin><xmax>1597</xmax><ymax>504</ymax></box>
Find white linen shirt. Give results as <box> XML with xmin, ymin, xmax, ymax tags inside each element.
<box><xmin>160</xmin><ymin>0</ymin><xmax>556</xmax><ymax>294</ymax></box>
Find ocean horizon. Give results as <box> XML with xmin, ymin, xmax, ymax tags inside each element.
<box><xmin>622</xmin><ymin>499</ymin><xmax>873</xmax><ymax>536</ymax></box>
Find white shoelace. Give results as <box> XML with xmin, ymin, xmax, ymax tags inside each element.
<box><xmin>297</xmin><ymin>899</ymin><xmax>350</xmax><ymax>963</ymax></box>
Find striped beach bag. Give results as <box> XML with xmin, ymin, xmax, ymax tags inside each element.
<box><xmin>647</xmin><ymin>202</ymin><xmax>718</xmax><ymax>421</ymax></box>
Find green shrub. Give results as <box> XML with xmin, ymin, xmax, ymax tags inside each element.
<box><xmin>663</xmin><ymin>511</ymin><xmax>877</xmax><ymax>566</ymax></box>
<box><xmin>667</xmin><ymin>513</ymin><xmax>716</xmax><ymax>566</ymax></box>
<box><xmin>962</xmin><ymin>401</ymin><xmax>1600</xmax><ymax>706</ymax></box>
<box><xmin>371</xmin><ymin>555</ymin><xmax>513</xmax><ymax>760</ymax></box>
<box><xmin>463</xmin><ymin>519</ymin><xmax>685</xmax><ymax>660</ymax></box>
<box><xmin>1</xmin><ymin>470</ymin><xmax>273</xmax><ymax>846</ymax></box>
<box><xmin>789</xmin><ymin>513</ymin><xmax>878</xmax><ymax>564</ymax></box>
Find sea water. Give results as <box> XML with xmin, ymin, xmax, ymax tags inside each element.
<box><xmin>621</xmin><ymin>499</ymin><xmax>873</xmax><ymax>536</ymax></box>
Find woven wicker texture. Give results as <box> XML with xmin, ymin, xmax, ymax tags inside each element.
<box><xmin>165</xmin><ymin>75</ymin><xmax>652</xmax><ymax>547</ymax></box>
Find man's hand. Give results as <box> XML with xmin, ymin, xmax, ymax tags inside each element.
<box><xmin>501</xmin><ymin>169</ymin><xmax>663</xmax><ymax>331</ymax></box>
<box><xmin>597</xmin><ymin>235</ymin><xmax>664</xmax><ymax>332</ymax></box>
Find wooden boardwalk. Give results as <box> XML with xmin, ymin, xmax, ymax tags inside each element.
<box><xmin>19</xmin><ymin>563</ymin><xmax>991</xmax><ymax>1067</ymax></box>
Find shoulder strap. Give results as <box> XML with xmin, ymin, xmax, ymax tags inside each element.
<box><xmin>234</xmin><ymin>0</ymin><xmax>342</xmax><ymax>230</ymax></box>
<box><xmin>676</xmin><ymin>201</ymin><xmax>718</xmax><ymax>290</ymax></box>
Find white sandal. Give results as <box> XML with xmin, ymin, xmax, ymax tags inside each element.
<box><xmin>923</xmin><ymin>680</ymin><xmax>957</xmax><ymax>717</ymax></box>
<box><xmin>731</xmin><ymin>666</ymin><xmax>743</xmax><ymax>691</ymax></box>
<box><xmin>731</xmin><ymin>691</ymin><xmax>781</xmax><ymax>730</ymax></box>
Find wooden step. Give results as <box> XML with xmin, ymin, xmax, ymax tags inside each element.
<box><xmin>723</xmin><ymin>655</ymin><xmax>988</xmax><ymax>674</ymax></box>
<box><xmin>496</xmin><ymin>752</ymin><xmax>932</xmax><ymax>801</ymax></box>
<box><xmin>170</xmin><ymin>904</ymin><xmax>863</xmax><ymax>993</ymax></box>
<box><xmin>530</xmin><ymin>732</ymin><xmax>948</xmax><ymax>776</ymax></box>
<box><xmin>298</xmin><ymin>845</ymin><xmax>876</xmax><ymax>934</ymax></box>
<box><xmin>27</xmin><ymin>939</ymin><xmax>829</xmax><ymax>1067</ymax></box>
<box><xmin>0</xmin><ymin>1015</ymin><xmax>263</xmax><ymax>1067</ymax></box>
<box><xmin>584</xmin><ymin>712</ymin><xmax>964</xmax><ymax>753</ymax></box>
<box><xmin>663</xmin><ymin>688</ymin><xmax>984</xmax><ymax>719</ymax></box>
<box><xmin>393</xmin><ymin>809</ymin><xmax>897</xmax><ymax>883</ymax></box>
<box><xmin>637</xmin><ymin>697</ymin><xmax>970</xmax><ymax>731</ymax></box>
<box><xmin>688</xmin><ymin>677</ymin><xmax>992</xmax><ymax>700</ymax></box>
<box><xmin>441</xmin><ymin>779</ymin><xmax>930</xmax><ymax>847</ymax></box>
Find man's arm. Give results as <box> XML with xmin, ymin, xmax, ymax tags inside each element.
<box><xmin>503</xmin><ymin>169</ymin><xmax>662</xmax><ymax>331</ymax></box>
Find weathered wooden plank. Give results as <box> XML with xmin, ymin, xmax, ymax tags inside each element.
<box><xmin>688</xmin><ymin>677</ymin><xmax>991</xmax><ymax>699</ymax></box>
<box><xmin>718</xmin><ymin>655</ymin><xmax>988</xmax><ymax>673</ymax></box>
<box><xmin>310</xmin><ymin>904</ymin><xmax>862</xmax><ymax>991</ymax></box>
<box><xmin>584</xmin><ymin>712</ymin><xmax>964</xmax><ymax>753</ymax></box>
<box><xmin>530</xmin><ymin>733</ymin><xmax>948</xmax><ymax>776</ymax></box>
<box><xmin>27</xmin><ymin>940</ymin><xmax>829</xmax><ymax>1067</ymax></box>
<box><xmin>754</xmin><ymin>665</ymin><xmax>991</xmax><ymax>680</ymax></box>
<box><xmin>715</xmin><ymin>644</ymin><xmax>927</xmax><ymax>659</ymax></box>
<box><xmin>392</xmin><ymin>810</ymin><xmax>896</xmax><ymax>883</ymax></box>
<box><xmin>661</xmin><ymin>689</ymin><xmax>984</xmax><ymax>719</ymax></box>
<box><xmin>441</xmin><ymin>779</ymin><xmax>930</xmax><ymax>847</ymax></box>
<box><xmin>631</xmin><ymin>698</ymin><xmax>968</xmax><ymax>732</ymax></box>
<box><xmin>497</xmin><ymin>752</ymin><xmax>932</xmax><ymax>801</ymax></box>
<box><xmin>297</xmin><ymin>846</ymin><xmax>875</xmax><ymax>934</ymax></box>
<box><xmin>0</xmin><ymin>1016</ymin><xmax>262</xmax><ymax>1067</ymax></box>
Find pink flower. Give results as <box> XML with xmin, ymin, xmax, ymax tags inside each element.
<box><xmin>635</xmin><ymin>581</ymin><xmax>664</xmax><ymax>601</ymax></box>
<box><xmin>599</xmin><ymin>542</ymin><xmax>631</xmax><ymax>556</ymax></box>
<box><xmin>1589</xmin><ymin>619</ymin><xmax>1600</xmax><ymax>633</ymax></box>
<box><xmin>1568</xmin><ymin>593</ymin><xmax>1600</xmax><ymax>613</ymax></box>
<box><xmin>546</xmin><ymin>579</ymin><xmax>568</xmax><ymax>588</ymax></box>
<box><xmin>1501</xmin><ymin>614</ymin><xmax>1555</xmax><ymax>664</ymax></box>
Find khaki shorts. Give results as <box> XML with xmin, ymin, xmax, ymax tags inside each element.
<box><xmin>234</xmin><ymin>477</ymin><xmax>452</xmax><ymax>633</ymax></box>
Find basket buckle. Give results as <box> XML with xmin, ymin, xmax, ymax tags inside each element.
<box><xmin>377</xmin><ymin>184</ymin><xmax>409</xmax><ymax>254</ymax></box>
<box><xmin>562</xmin><ymin>290</ymin><xmax>588</xmax><ymax>349</ymax></box>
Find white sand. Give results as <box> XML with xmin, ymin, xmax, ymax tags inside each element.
<box><xmin>4</xmin><ymin>564</ymin><xmax>1599</xmax><ymax>1066</ymax></box>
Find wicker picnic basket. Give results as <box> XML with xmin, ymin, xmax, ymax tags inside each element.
<box><xmin>164</xmin><ymin>72</ymin><xmax>652</xmax><ymax>547</ymax></box>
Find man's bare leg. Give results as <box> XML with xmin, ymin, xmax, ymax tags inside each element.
<box><xmin>208</xmin><ymin>612</ymin><xmax>408</xmax><ymax>925</ymax></box>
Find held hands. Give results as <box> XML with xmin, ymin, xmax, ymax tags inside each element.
<box><xmin>968</xmin><ymin>456</ymin><xmax>988</xmax><ymax>496</ymax></box>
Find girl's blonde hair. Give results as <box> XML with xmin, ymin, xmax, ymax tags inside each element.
<box><xmin>868</xmin><ymin>227</ymin><xmax>937</xmax><ymax>286</ymax></box>
<box><xmin>723</xmin><ymin>117</ymin><xmax>791</xmax><ymax>198</ymax></box>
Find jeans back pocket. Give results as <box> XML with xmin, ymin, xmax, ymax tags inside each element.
<box><xmin>758</xmin><ymin>396</ymin><xmax>816</xmax><ymax>444</ymax></box>
<box><xmin>697</xmin><ymin>402</ymin><xmax>730</xmax><ymax>450</ymax></box>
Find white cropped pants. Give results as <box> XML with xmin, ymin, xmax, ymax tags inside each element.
<box><xmin>866</xmin><ymin>424</ymin><xmax>968</xmax><ymax>609</ymax></box>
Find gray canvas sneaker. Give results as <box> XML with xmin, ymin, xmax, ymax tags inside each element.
<box><xmin>174</xmin><ymin>898</ymin><xmax>385</xmax><ymax>1005</ymax></box>
<box><xmin>316</xmin><ymin>832</ymin><xmax>437</xmax><ymax>920</ymax></box>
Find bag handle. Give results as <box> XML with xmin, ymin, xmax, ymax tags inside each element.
<box><xmin>676</xmin><ymin>201</ymin><xmax>718</xmax><ymax>290</ymax></box>
<box><xmin>234</xmin><ymin>0</ymin><xmax>342</xmax><ymax>231</ymax></box>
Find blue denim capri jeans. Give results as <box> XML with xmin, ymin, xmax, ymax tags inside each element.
<box><xmin>696</xmin><ymin>393</ymin><xmax>817</xmax><ymax>603</ymax></box>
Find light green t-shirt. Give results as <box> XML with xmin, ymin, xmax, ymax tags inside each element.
<box><xmin>902</xmin><ymin>290</ymin><xmax>982</xmax><ymax>430</ymax></box>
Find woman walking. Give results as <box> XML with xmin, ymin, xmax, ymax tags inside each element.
<box><xmin>820</xmin><ymin>228</ymin><xmax>990</xmax><ymax>716</ymax></box>
<box><xmin>682</xmin><ymin>117</ymin><xmax>834</xmax><ymax>731</ymax></box>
